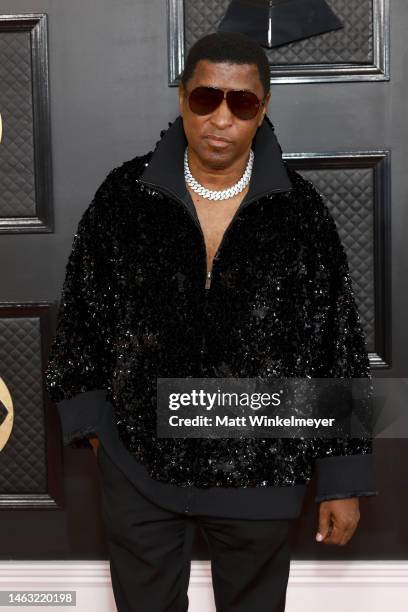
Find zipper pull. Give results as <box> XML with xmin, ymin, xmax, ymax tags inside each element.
<box><xmin>205</xmin><ymin>270</ymin><xmax>212</xmax><ymax>290</ymax></box>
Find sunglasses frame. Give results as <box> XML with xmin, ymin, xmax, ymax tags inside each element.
<box><xmin>186</xmin><ymin>85</ymin><xmax>267</xmax><ymax>121</ymax></box>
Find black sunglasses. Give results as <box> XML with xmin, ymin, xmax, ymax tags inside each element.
<box><xmin>187</xmin><ymin>86</ymin><xmax>265</xmax><ymax>121</ymax></box>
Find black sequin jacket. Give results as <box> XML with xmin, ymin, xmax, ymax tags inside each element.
<box><xmin>44</xmin><ymin>114</ymin><xmax>378</xmax><ymax>499</ymax></box>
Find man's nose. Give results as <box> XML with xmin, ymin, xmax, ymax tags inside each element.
<box><xmin>210</xmin><ymin>97</ymin><xmax>234</xmax><ymax>127</ymax></box>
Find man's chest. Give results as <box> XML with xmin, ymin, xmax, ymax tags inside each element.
<box><xmin>186</xmin><ymin>184</ymin><xmax>250</xmax><ymax>271</ymax></box>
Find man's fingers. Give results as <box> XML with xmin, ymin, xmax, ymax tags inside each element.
<box><xmin>321</xmin><ymin>523</ymin><xmax>346</xmax><ymax>545</ymax></box>
<box><xmin>316</xmin><ymin>504</ymin><xmax>332</xmax><ymax>542</ymax></box>
<box><xmin>321</xmin><ymin>517</ymin><xmax>359</xmax><ymax>546</ymax></box>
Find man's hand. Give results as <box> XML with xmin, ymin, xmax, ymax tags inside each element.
<box><xmin>315</xmin><ymin>498</ymin><xmax>360</xmax><ymax>545</ymax></box>
<box><xmin>89</xmin><ymin>435</ymin><xmax>99</xmax><ymax>456</ymax></box>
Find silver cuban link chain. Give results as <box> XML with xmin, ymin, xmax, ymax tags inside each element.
<box><xmin>184</xmin><ymin>146</ymin><xmax>254</xmax><ymax>201</ymax></box>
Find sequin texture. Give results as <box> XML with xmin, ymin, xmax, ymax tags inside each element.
<box><xmin>44</xmin><ymin>125</ymin><xmax>373</xmax><ymax>489</ymax></box>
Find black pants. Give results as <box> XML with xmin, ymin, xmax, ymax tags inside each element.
<box><xmin>96</xmin><ymin>445</ymin><xmax>292</xmax><ymax>612</ymax></box>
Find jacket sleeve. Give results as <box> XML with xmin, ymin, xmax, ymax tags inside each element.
<box><xmin>303</xmin><ymin>178</ymin><xmax>379</xmax><ymax>503</ymax></box>
<box><xmin>44</xmin><ymin>171</ymin><xmax>117</xmax><ymax>449</ymax></box>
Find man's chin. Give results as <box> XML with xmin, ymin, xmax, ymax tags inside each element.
<box><xmin>199</xmin><ymin>147</ymin><xmax>234</xmax><ymax>169</ymax></box>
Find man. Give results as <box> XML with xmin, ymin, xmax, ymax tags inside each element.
<box><xmin>45</xmin><ymin>32</ymin><xmax>378</xmax><ymax>612</ymax></box>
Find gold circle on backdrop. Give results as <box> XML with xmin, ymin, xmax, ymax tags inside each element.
<box><xmin>0</xmin><ymin>376</ymin><xmax>14</xmax><ymax>451</ymax></box>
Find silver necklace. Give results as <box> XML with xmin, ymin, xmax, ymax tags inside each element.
<box><xmin>184</xmin><ymin>147</ymin><xmax>254</xmax><ymax>201</ymax></box>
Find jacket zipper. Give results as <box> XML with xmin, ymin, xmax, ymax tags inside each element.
<box><xmin>138</xmin><ymin>179</ymin><xmax>293</xmax><ymax>292</ymax></box>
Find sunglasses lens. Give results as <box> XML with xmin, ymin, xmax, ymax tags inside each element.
<box><xmin>188</xmin><ymin>87</ymin><xmax>224</xmax><ymax>115</ymax></box>
<box><xmin>227</xmin><ymin>90</ymin><xmax>261</xmax><ymax>120</ymax></box>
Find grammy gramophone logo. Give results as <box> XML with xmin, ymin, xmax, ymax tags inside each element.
<box><xmin>0</xmin><ymin>376</ymin><xmax>14</xmax><ymax>451</ymax></box>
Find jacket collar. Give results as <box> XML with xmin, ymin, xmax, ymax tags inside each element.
<box><xmin>139</xmin><ymin>114</ymin><xmax>293</xmax><ymax>205</ymax></box>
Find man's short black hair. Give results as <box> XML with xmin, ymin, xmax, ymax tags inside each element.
<box><xmin>180</xmin><ymin>32</ymin><xmax>271</xmax><ymax>98</ymax></box>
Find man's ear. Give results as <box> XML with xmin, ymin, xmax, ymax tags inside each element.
<box><xmin>259</xmin><ymin>91</ymin><xmax>271</xmax><ymax>127</ymax></box>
